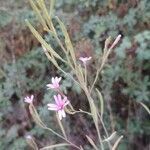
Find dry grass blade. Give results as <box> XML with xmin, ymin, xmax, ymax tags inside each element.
<box><xmin>56</xmin><ymin>114</ymin><xmax>67</xmax><ymax>139</ymax></box>
<box><xmin>103</xmin><ymin>131</ymin><xmax>117</xmax><ymax>142</ymax></box>
<box><xmin>49</xmin><ymin>0</ymin><xmax>55</xmax><ymax>17</ymax></box>
<box><xmin>29</xmin><ymin>104</ymin><xmax>46</xmax><ymax>128</ymax></box>
<box><xmin>112</xmin><ymin>135</ymin><xmax>123</xmax><ymax>150</ymax></box>
<box><xmin>40</xmin><ymin>143</ymin><xmax>70</xmax><ymax>150</ymax></box>
<box><xmin>55</xmin><ymin>16</ymin><xmax>76</xmax><ymax>66</ymax></box>
<box><xmin>25</xmin><ymin>20</ymin><xmax>66</xmax><ymax>63</ymax></box>
<box><xmin>26</xmin><ymin>136</ymin><xmax>38</xmax><ymax>150</ymax></box>
<box><xmin>139</xmin><ymin>102</ymin><xmax>150</xmax><ymax>115</ymax></box>
<box><xmin>36</xmin><ymin>0</ymin><xmax>52</xmax><ymax>30</ymax></box>
<box><xmin>96</xmin><ymin>88</ymin><xmax>104</xmax><ymax>118</ymax></box>
<box><xmin>86</xmin><ymin>135</ymin><xmax>98</xmax><ymax>150</ymax></box>
<box><xmin>28</xmin><ymin>0</ymin><xmax>48</xmax><ymax>30</ymax></box>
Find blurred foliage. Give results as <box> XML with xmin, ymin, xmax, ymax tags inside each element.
<box><xmin>0</xmin><ymin>0</ymin><xmax>150</xmax><ymax>149</ymax></box>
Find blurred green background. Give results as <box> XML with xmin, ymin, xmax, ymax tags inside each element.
<box><xmin>0</xmin><ymin>0</ymin><xmax>149</xmax><ymax>149</ymax></box>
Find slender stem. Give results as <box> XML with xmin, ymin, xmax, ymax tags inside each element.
<box><xmin>98</xmin><ymin>114</ymin><xmax>112</xmax><ymax>149</ymax></box>
<box><xmin>45</xmin><ymin>127</ymin><xmax>81</xmax><ymax>150</ymax></box>
<box><xmin>90</xmin><ymin>46</ymin><xmax>114</xmax><ymax>93</ymax></box>
<box><xmin>84</xmin><ymin>64</ymin><xmax>87</xmax><ymax>87</ymax></box>
<box><xmin>56</xmin><ymin>114</ymin><xmax>67</xmax><ymax>139</ymax></box>
<box><xmin>90</xmin><ymin>60</ymin><xmax>104</xmax><ymax>93</ymax></box>
<box><xmin>84</xmin><ymin>88</ymin><xmax>104</xmax><ymax>150</ymax></box>
<box><xmin>75</xmin><ymin>109</ymin><xmax>92</xmax><ymax>116</ymax></box>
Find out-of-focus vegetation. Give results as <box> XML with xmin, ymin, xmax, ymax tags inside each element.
<box><xmin>0</xmin><ymin>0</ymin><xmax>149</xmax><ymax>149</ymax></box>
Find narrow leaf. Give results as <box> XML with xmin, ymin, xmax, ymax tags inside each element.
<box><xmin>40</xmin><ymin>143</ymin><xmax>70</xmax><ymax>150</ymax></box>
<box><xmin>26</xmin><ymin>135</ymin><xmax>38</xmax><ymax>150</ymax></box>
<box><xmin>55</xmin><ymin>16</ymin><xmax>76</xmax><ymax>66</ymax></box>
<box><xmin>86</xmin><ymin>135</ymin><xmax>98</xmax><ymax>150</ymax></box>
<box><xmin>36</xmin><ymin>0</ymin><xmax>52</xmax><ymax>29</ymax></box>
<box><xmin>25</xmin><ymin>20</ymin><xmax>65</xmax><ymax>62</ymax></box>
<box><xmin>28</xmin><ymin>0</ymin><xmax>48</xmax><ymax>30</ymax></box>
<box><xmin>56</xmin><ymin>114</ymin><xmax>67</xmax><ymax>139</ymax></box>
<box><xmin>103</xmin><ymin>131</ymin><xmax>117</xmax><ymax>142</ymax></box>
<box><xmin>29</xmin><ymin>104</ymin><xmax>46</xmax><ymax>128</ymax></box>
<box><xmin>96</xmin><ymin>88</ymin><xmax>104</xmax><ymax>118</ymax></box>
<box><xmin>139</xmin><ymin>102</ymin><xmax>150</xmax><ymax>115</ymax></box>
<box><xmin>49</xmin><ymin>0</ymin><xmax>55</xmax><ymax>17</ymax></box>
<box><xmin>112</xmin><ymin>135</ymin><xmax>123</xmax><ymax>150</ymax></box>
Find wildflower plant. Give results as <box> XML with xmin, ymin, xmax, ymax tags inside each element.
<box><xmin>24</xmin><ymin>0</ymin><xmax>125</xmax><ymax>149</ymax></box>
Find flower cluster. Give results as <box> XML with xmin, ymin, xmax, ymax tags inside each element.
<box><xmin>24</xmin><ymin>76</ymin><xmax>70</xmax><ymax>120</ymax></box>
<box><xmin>46</xmin><ymin>77</ymin><xmax>70</xmax><ymax>120</ymax></box>
<box><xmin>24</xmin><ymin>57</ymin><xmax>92</xmax><ymax>120</ymax></box>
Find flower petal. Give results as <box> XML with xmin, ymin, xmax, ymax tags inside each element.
<box><xmin>54</xmin><ymin>95</ymin><xmax>60</xmax><ymax>106</ymax></box>
<box><xmin>47</xmin><ymin>103</ymin><xmax>58</xmax><ymax>111</ymax></box>
<box><xmin>47</xmin><ymin>84</ymin><xmax>54</xmax><ymax>89</ymax></box>
<box><xmin>63</xmin><ymin>97</ymin><xmax>69</xmax><ymax>107</ymax></box>
<box><xmin>51</xmin><ymin>77</ymin><xmax>55</xmax><ymax>84</ymax></box>
<box><xmin>61</xmin><ymin>109</ymin><xmax>66</xmax><ymax>118</ymax></box>
<box><xmin>58</xmin><ymin>94</ymin><xmax>63</xmax><ymax>105</ymax></box>
<box><xmin>57</xmin><ymin>77</ymin><xmax>62</xmax><ymax>83</ymax></box>
<box><xmin>24</xmin><ymin>95</ymin><xmax>34</xmax><ymax>104</ymax></box>
<box><xmin>31</xmin><ymin>95</ymin><xmax>34</xmax><ymax>100</ymax></box>
<box><xmin>64</xmin><ymin>100</ymin><xmax>70</xmax><ymax>107</ymax></box>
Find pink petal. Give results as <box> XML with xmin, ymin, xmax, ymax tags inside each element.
<box><xmin>61</xmin><ymin>109</ymin><xmax>66</xmax><ymax>118</ymax></box>
<box><xmin>63</xmin><ymin>97</ymin><xmax>69</xmax><ymax>107</ymax></box>
<box><xmin>54</xmin><ymin>95</ymin><xmax>60</xmax><ymax>106</ymax></box>
<box><xmin>31</xmin><ymin>95</ymin><xmax>34</xmax><ymax>100</ymax></box>
<box><xmin>51</xmin><ymin>77</ymin><xmax>55</xmax><ymax>84</ymax></box>
<box><xmin>64</xmin><ymin>100</ymin><xmax>70</xmax><ymax>107</ymax></box>
<box><xmin>24</xmin><ymin>96</ymin><xmax>33</xmax><ymax>104</ymax></box>
<box><xmin>47</xmin><ymin>84</ymin><xmax>55</xmax><ymax>89</ymax></box>
<box><xmin>79</xmin><ymin>57</ymin><xmax>91</xmax><ymax>64</ymax></box>
<box><xmin>87</xmin><ymin>57</ymin><xmax>92</xmax><ymax>60</ymax></box>
<box><xmin>55</xmin><ymin>76</ymin><xmax>58</xmax><ymax>81</ymax></box>
<box><xmin>53</xmin><ymin>82</ymin><xmax>58</xmax><ymax>88</ymax></box>
<box><xmin>47</xmin><ymin>103</ymin><xmax>58</xmax><ymax>111</ymax></box>
<box><xmin>58</xmin><ymin>77</ymin><xmax>61</xmax><ymax>82</ymax></box>
<box><xmin>56</xmin><ymin>77</ymin><xmax>61</xmax><ymax>83</ymax></box>
<box><xmin>58</xmin><ymin>94</ymin><xmax>63</xmax><ymax>105</ymax></box>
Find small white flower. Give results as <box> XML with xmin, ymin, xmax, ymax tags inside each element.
<box><xmin>24</xmin><ymin>95</ymin><xmax>34</xmax><ymax>104</ymax></box>
<box><xmin>26</xmin><ymin>135</ymin><xmax>32</xmax><ymax>139</ymax></box>
<box><xmin>46</xmin><ymin>77</ymin><xmax>62</xmax><ymax>90</ymax></box>
<box><xmin>79</xmin><ymin>56</ymin><xmax>92</xmax><ymax>65</ymax></box>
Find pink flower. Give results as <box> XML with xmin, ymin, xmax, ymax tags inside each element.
<box><xmin>46</xmin><ymin>77</ymin><xmax>62</xmax><ymax>90</ymax></box>
<box><xmin>24</xmin><ymin>95</ymin><xmax>34</xmax><ymax>104</ymax></box>
<box><xmin>79</xmin><ymin>56</ymin><xmax>92</xmax><ymax>65</ymax></box>
<box><xmin>47</xmin><ymin>94</ymin><xmax>69</xmax><ymax>120</ymax></box>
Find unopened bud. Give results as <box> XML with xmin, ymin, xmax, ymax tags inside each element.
<box><xmin>104</xmin><ymin>36</ymin><xmax>111</xmax><ymax>50</ymax></box>
<box><xmin>110</xmin><ymin>34</ymin><xmax>121</xmax><ymax>49</ymax></box>
<box><xmin>25</xmin><ymin>135</ymin><xmax>38</xmax><ymax>150</ymax></box>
